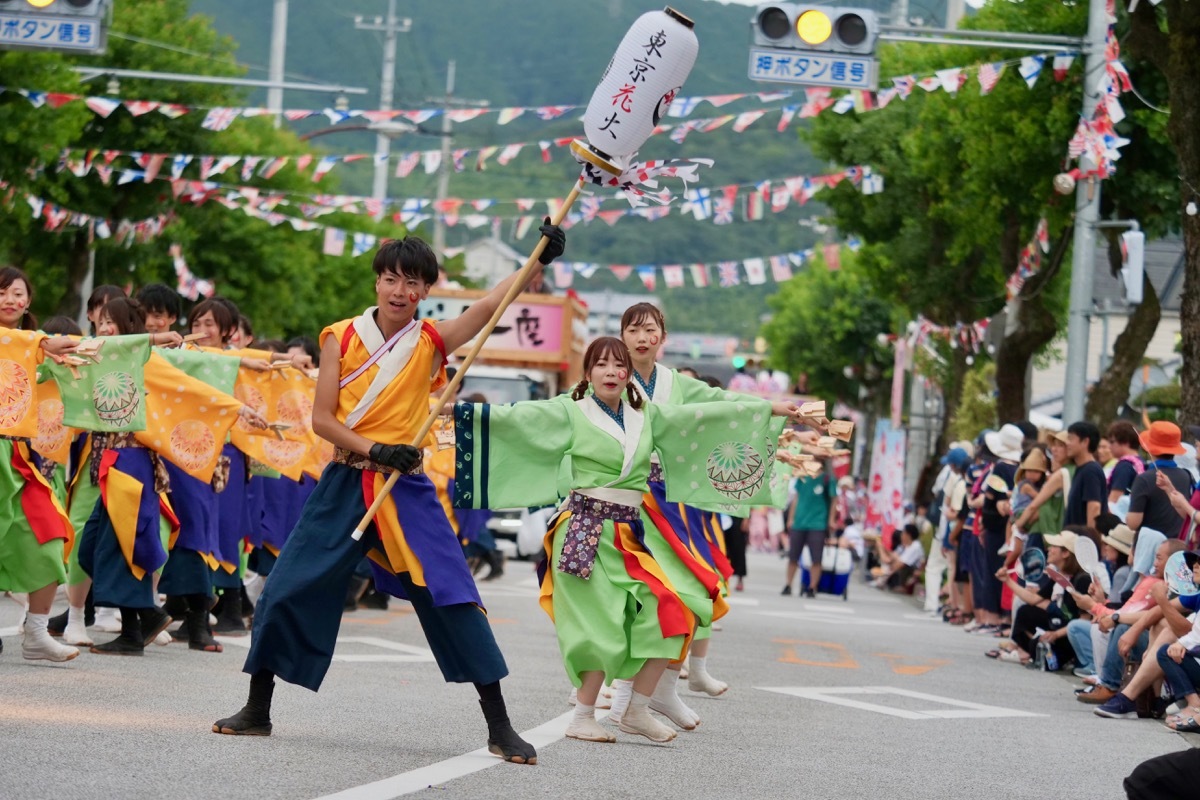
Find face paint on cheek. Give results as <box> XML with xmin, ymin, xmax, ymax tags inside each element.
<box><xmin>617</xmin><ymin>370</ymin><xmax>627</xmax><ymax>381</ymax></box>
<box><xmin>408</xmin><ymin>291</ymin><xmax>419</xmax><ymax>303</ymax></box>
<box><xmin>649</xmin><ymin>336</ymin><xmax>659</xmax><ymax>346</ymax></box>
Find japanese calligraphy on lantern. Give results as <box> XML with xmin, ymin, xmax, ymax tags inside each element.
<box><xmin>748</xmin><ymin>48</ymin><xmax>878</xmax><ymax>90</ymax></box>
<box><xmin>583</xmin><ymin>8</ymin><xmax>699</xmax><ymax>158</ymax></box>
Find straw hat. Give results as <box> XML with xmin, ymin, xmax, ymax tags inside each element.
<box><xmin>1101</xmin><ymin>524</ymin><xmax>1135</xmax><ymax>557</ymax></box>
<box><xmin>1016</xmin><ymin>448</ymin><xmax>1049</xmax><ymax>478</ymax></box>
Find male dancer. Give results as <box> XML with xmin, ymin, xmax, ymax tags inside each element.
<box><xmin>212</xmin><ymin>224</ymin><xmax>564</xmax><ymax>766</ymax></box>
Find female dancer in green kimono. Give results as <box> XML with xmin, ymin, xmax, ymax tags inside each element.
<box><xmin>455</xmin><ymin>337</ymin><xmax>783</xmax><ymax>743</ymax></box>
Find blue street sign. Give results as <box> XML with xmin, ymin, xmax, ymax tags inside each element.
<box><xmin>0</xmin><ymin>11</ymin><xmax>105</xmax><ymax>54</ymax></box>
<box><xmin>749</xmin><ymin>47</ymin><xmax>878</xmax><ymax>90</ymax></box>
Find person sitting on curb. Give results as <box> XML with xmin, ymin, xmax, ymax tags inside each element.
<box><xmin>1093</xmin><ymin>571</ymin><xmax>1200</xmax><ymax>719</ymax></box>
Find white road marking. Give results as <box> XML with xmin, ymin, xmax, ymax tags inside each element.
<box><xmin>215</xmin><ymin>635</ymin><xmax>435</xmax><ymax>663</ymax></box>
<box><xmin>902</xmin><ymin>613</ymin><xmax>946</xmax><ymax>623</ymax></box>
<box><xmin>0</xmin><ymin>626</ymin><xmax>19</xmax><ymax>637</ymax></box>
<box><xmin>311</xmin><ymin>709</ymin><xmax>603</xmax><ymax>800</ymax></box>
<box><xmin>724</xmin><ymin>596</ymin><xmax>760</xmax><ymax>607</ymax></box>
<box><xmin>756</xmin><ymin>686</ymin><xmax>1047</xmax><ymax>720</ymax></box>
<box><xmin>476</xmin><ymin>585</ymin><xmax>541</xmax><ymax>598</ymax></box>
<box><xmin>756</xmin><ymin>611</ymin><xmax>911</xmax><ymax>628</ymax></box>
<box><xmin>798</xmin><ymin>603</ymin><xmax>855</xmax><ymax>614</ymax></box>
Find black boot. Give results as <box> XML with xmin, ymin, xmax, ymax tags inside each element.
<box><xmin>47</xmin><ymin>608</ymin><xmax>69</xmax><ymax>637</ymax></box>
<box><xmin>213</xmin><ymin>591</ymin><xmax>246</xmax><ymax>635</ymax></box>
<box><xmin>90</xmin><ymin>607</ymin><xmax>144</xmax><ymax>655</ymax></box>
<box><xmin>213</xmin><ymin>669</ymin><xmax>274</xmax><ymax>735</ymax></box>
<box><xmin>240</xmin><ymin>585</ymin><xmax>255</xmax><ymax>622</ymax></box>
<box><xmin>476</xmin><ymin>682</ymin><xmax>536</xmax><ymax>765</ymax></box>
<box><xmin>139</xmin><ymin>606</ymin><xmax>173</xmax><ymax>646</ymax></box>
<box><xmin>481</xmin><ymin>550</ymin><xmax>505</xmax><ymax>582</ymax></box>
<box><xmin>167</xmin><ymin>595</ymin><xmax>192</xmax><ymax>641</ymax></box>
<box><xmin>186</xmin><ymin>594</ymin><xmax>222</xmax><ymax>652</ymax></box>
<box><xmin>358</xmin><ymin>586</ymin><xmax>389</xmax><ymax>610</ymax></box>
<box><xmin>344</xmin><ymin>575</ymin><xmax>368</xmax><ymax>611</ymax></box>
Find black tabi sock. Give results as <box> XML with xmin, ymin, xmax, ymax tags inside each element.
<box><xmin>119</xmin><ymin>607</ymin><xmax>141</xmax><ymax>641</ymax></box>
<box><xmin>247</xmin><ymin>669</ymin><xmax>276</xmax><ymax>718</ymax></box>
<box><xmin>475</xmin><ymin>682</ymin><xmax>536</xmax><ymax>764</ymax></box>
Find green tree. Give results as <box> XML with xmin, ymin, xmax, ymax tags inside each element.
<box><xmin>1125</xmin><ymin>1</ymin><xmax>1200</xmax><ymax>430</ymax></box>
<box><xmin>948</xmin><ymin>362</ymin><xmax>998</xmax><ymax>442</ymax></box>
<box><xmin>0</xmin><ymin>0</ymin><xmax>398</xmax><ymax>338</ymax></box>
<box><xmin>761</xmin><ymin>251</ymin><xmax>893</xmax><ymax>406</ymax></box>
<box><xmin>807</xmin><ymin>0</ymin><xmax>1089</xmax><ymax>433</ymax></box>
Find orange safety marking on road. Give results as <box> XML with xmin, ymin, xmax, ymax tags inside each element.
<box><xmin>875</xmin><ymin>653</ymin><xmax>952</xmax><ymax>676</ymax></box>
<box><xmin>774</xmin><ymin>638</ymin><xmax>859</xmax><ymax>669</ymax></box>
<box><xmin>487</xmin><ymin>618</ymin><xmax>518</xmax><ymax>624</ymax></box>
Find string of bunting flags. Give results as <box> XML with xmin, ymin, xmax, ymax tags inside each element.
<box><xmin>0</xmin><ymin>181</ymin><xmax>172</xmax><ymax>245</ymax></box>
<box><xmin>549</xmin><ymin>239</ymin><xmax>862</xmax><ymax>292</ymax></box>
<box><xmin>27</xmin><ymin>40</ymin><xmax>1132</xmax><ymax>193</ymax></box>
<box><xmin>53</xmin><ymin>155</ymin><xmax>874</xmax><ymax>232</ymax></box>
<box><xmin>0</xmin><ymin>84</ymin><xmax>796</xmax><ymax>131</ymax></box>
<box><xmin>1060</xmin><ymin>0</ymin><xmax>1132</xmax><ymax>183</ymax></box>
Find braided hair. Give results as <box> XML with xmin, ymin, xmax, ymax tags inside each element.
<box><xmin>571</xmin><ymin>336</ymin><xmax>644</xmax><ymax>410</ymax></box>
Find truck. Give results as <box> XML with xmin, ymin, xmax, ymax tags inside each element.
<box><xmin>418</xmin><ymin>287</ymin><xmax>588</xmax><ymax>557</ymax></box>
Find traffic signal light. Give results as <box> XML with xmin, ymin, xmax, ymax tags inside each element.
<box><xmin>0</xmin><ymin>0</ymin><xmax>104</xmax><ymax>11</ymax></box>
<box><xmin>752</xmin><ymin>3</ymin><xmax>879</xmax><ymax>56</ymax></box>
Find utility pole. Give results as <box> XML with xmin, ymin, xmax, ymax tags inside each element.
<box><xmin>1061</xmin><ymin>0</ymin><xmax>1109</xmax><ymax>424</ymax></box>
<box><xmin>267</xmin><ymin>0</ymin><xmax>288</xmax><ymax>127</ymax></box>
<box><xmin>356</xmin><ymin>0</ymin><xmax>411</xmax><ymax>214</ymax></box>
<box><xmin>427</xmin><ymin>60</ymin><xmax>489</xmax><ymax>257</ymax></box>
<box><xmin>433</xmin><ymin>60</ymin><xmax>455</xmax><ymax>257</ymax></box>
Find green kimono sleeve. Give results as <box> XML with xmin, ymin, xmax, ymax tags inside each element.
<box><xmin>675</xmin><ymin>371</ymin><xmax>751</xmax><ymax>406</ymax></box>
<box><xmin>44</xmin><ymin>334</ymin><xmax>151</xmax><ymax>432</ymax></box>
<box><xmin>650</xmin><ymin>400</ymin><xmax>785</xmax><ymax>508</ymax></box>
<box><xmin>155</xmin><ymin>347</ymin><xmax>240</xmax><ymax>394</ymax></box>
<box><xmin>453</xmin><ymin>394</ymin><xmax>574</xmax><ymax>509</ymax></box>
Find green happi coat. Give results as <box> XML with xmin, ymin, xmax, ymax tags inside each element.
<box><xmin>455</xmin><ymin>393</ymin><xmax>782</xmax><ymax>685</ymax></box>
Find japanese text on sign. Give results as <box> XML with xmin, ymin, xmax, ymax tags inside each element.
<box><xmin>0</xmin><ymin>13</ymin><xmax>101</xmax><ymax>52</ymax></box>
<box><xmin>748</xmin><ymin>48</ymin><xmax>877</xmax><ymax>90</ymax></box>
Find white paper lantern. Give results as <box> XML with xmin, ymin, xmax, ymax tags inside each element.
<box><xmin>578</xmin><ymin>7</ymin><xmax>698</xmax><ymax>173</ymax></box>
<box><xmin>1052</xmin><ymin>172</ymin><xmax>1076</xmax><ymax>195</ymax></box>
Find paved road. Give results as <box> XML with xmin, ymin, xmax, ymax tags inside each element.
<box><xmin>2</xmin><ymin>551</ymin><xmax>1191</xmax><ymax>800</ymax></box>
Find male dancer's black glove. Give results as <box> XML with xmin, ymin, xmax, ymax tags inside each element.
<box><xmin>537</xmin><ymin>217</ymin><xmax>566</xmax><ymax>264</ymax></box>
<box><xmin>369</xmin><ymin>443</ymin><xmax>422</xmax><ymax>472</ymax></box>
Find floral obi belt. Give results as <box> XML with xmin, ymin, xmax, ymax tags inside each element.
<box><xmin>558</xmin><ymin>490</ymin><xmax>641</xmax><ymax>580</ymax></box>
<box><xmin>648</xmin><ymin>462</ymin><xmax>664</xmax><ymax>483</ymax></box>
<box><xmin>332</xmin><ymin>446</ymin><xmax>424</xmax><ymax>476</ymax></box>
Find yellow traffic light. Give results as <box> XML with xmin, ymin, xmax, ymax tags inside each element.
<box><xmin>795</xmin><ymin>9</ymin><xmax>832</xmax><ymax>45</ymax></box>
<box><xmin>26</xmin><ymin>0</ymin><xmax>57</xmax><ymax>7</ymax></box>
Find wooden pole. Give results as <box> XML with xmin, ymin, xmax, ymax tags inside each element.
<box><xmin>351</xmin><ymin>178</ymin><xmax>585</xmax><ymax>540</ymax></box>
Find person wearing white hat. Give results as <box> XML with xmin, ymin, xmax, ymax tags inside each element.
<box><xmin>971</xmin><ymin>425</ymin><xmax>1023</xmax><ymax>634</ymax></box>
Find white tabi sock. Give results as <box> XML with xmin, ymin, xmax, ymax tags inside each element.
<box><xmin>565</xmin><ymin>700</ymin><xmax>615</xmax><ymax>742</ymax></box>
<box><xmin>572</xmin><ymin>702</ymin><xmax>595</xmax><ymax>723</ymax></box>
<box><xmin>607</xmin><ymin>679</ymin><xmax>634</xmax><ymax>724</ymax></box>
<box><xmin>25</xmin><ymin>612</ymin><xmax>49</xmax><ymax>637</ymax></box>
<box><xmin>687</xmin><ymin>655</ymin><xmax>729</xmax><ymax>696</ymax></box>
<box><xmin>650</xmin><ymin>669</ymin><xmax>699</xmax><ymax>729</ymax></box>
<box><xmin>619</xmin><ymin>691</ymin><xmax>676</xmax><ymax>743</ymax></box>
<box><xmin>63</xmin><ymin>606</ymin><xmax>94</xmax><ymax>646</ymax></box>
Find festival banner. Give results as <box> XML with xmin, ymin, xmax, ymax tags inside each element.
<box><xmin>866</xmin><ymin>419</ymin><xmax>907</xmax><ymax>541</ymax></box>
